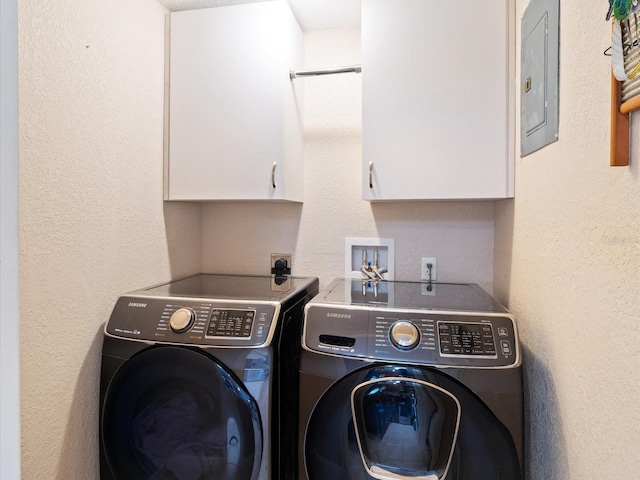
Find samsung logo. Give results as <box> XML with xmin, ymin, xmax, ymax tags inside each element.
<box><xmin>128</xmin><ymin>302</ymin><xmax>147</xmax><ymax>308</ymax></box>
<box><xmin>327</xmin><ymin>313</ymin><xmax>351</xmax><ymax>319</ymax></box>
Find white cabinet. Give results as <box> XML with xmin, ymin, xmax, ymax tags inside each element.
<box><xmin>362</xmin><ymin>0</ymin><xmax>514</xmax><ymax>201</ymax></box>
<box><xmin>165</xmin><ymin>1</ymin><xmax>304</xmax><ymax>201</ymax></box>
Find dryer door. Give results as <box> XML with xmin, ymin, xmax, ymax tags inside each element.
<box><xmin>304</xmin><ymin>365</ymin><xmax>522</xmax><ymax>480</ymax></box>
<box><xmin>101</xmin><ymin>346</ymin><xmax>262</xmax><ymax>480</ymax></box>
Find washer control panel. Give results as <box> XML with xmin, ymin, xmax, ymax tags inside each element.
<box><xmin>106</xmin><ymin>296</ymin><xmax>277</xmax><ymax>347</ymax></box>
<box><xmin>438</xmin><ymin>322</ymin><xmax>497</xmax><ymax>356</ymax></box>
<box><xmin>206</xmin><ymin>308</ymin><xmax>255</xmax><ymax>338</ymax></box>
<box><xmin>304</xmin><ymin>305</ymin><xmax>519</xmax><ymax>367</ymax></box>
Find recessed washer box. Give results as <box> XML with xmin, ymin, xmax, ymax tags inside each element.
<box><xmin>345</xmin><ymin>237</ymin><xmax>394</xmax><ymax>280</ymax></box>
<box><xmin>521</xmin><ymin>0</ymin><xmax>559</xmax><ymax>157</ymax></box>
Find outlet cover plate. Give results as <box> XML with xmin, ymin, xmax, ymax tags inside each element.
<box><xmin>271</xmin><ymin>253</ymin><xmax>291</xmax><ymax>274</ymax></box>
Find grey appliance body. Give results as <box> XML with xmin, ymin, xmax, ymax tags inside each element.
<box><xmin>299</xmin><ymin>279</ymin><xmax>523</xmax><ymax>480</ymax></box>
<box><xmin>100</xmin><ymin>274</ymin><xmax>318</xmax><ymax>480</ymax></box>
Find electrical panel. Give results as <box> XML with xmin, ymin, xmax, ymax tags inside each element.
<box><xmin>521</xmin><ymin>0</ymin><xmax>560</xmax><ymax>156</ymax></box>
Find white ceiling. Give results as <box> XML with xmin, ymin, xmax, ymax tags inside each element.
<box><xmin>156</xmin><ymin>0</ymin><xmax>361</xmax><ymax>31</ymax></box>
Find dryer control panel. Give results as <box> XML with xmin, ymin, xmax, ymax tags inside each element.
<box><xmin>106</xmin><ymin>296</ymin><xmax>279</xmax><ymax>348</ymax></box>
<box><xmin>303</xmin><ymin>305</ymin><xmax>519</xmax><ymax>368</ymax></box>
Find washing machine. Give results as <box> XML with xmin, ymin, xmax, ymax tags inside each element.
<box><xmin>100</xmin><ymin>273</ymin><xmax>318</xmax><ymax>480</ymax></box>
<box><xmin>299</xmin><ymin>279</ymin><xmax>523</xmax><ymax>480</ymax></box>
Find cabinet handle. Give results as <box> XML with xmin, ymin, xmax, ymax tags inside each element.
<box><xmin>368</xmin><ymin>161</ymin><xmax>374</xmax><ymax>189</ymax></box>
<box><xmin>271</xmin><ymin>162</ymin><xmax>277</xmax><ymax>189</ymax></box>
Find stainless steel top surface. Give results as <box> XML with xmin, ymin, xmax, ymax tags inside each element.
<box><xmin>310</xmin><ymin>279</ymin><xmax>508</xmax><ymax>314</ymax></box>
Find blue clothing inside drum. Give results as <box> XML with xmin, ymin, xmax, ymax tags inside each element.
<box><xmin>132</xmin><ymin>391</ymin><xmax>227</xmax><ymax>480</ymax></box>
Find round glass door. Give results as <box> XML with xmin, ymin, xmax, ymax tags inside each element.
<box><xmin>102</xmin><ymin>346</ymin><xmax>262</xmax><ymax>480</ymax></box>
<box><xmin>305</xmin><ymin>365</ymin><xmax>521</xmax><ymax>480</ymax></box>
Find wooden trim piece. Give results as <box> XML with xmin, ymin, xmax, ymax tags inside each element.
<box><xmin>620</xmin><ymin>96</ymin><xmax>640</xmax><ymax>115</ymax></box>
<box><xmin>611</xmin><ymin>72</ymin><xmax>630</xmax><ymax>167</ymax></box>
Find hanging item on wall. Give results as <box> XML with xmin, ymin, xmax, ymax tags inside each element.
<box><xmin>609</xmin><ymin>0</ymin><xmax>640</xmax><ymax>166</ymax></box>
<box><xmin>613</xmin><ymin>0</ymin><xmax>633</xmax><ymax>21</ymax></box>
<box><xmin>610</xmin><ymin>0</ymin><xmax>640</xmax><ymax>81</ymax></box>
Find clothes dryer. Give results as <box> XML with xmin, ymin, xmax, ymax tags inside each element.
<box><xmin>100</xmin><ymin>274</ymin><xmax>318</xmax><ymax>480</ymax></box>
<box><xmin>299</xmin><ymin>279</ymin><xmax>523</xmax><ymax>480</ymax></box>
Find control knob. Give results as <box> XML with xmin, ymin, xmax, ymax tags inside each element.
<box><xmin>390</xmin><ymin>320</ymin><xmax>420</xmax><ymax>350</ymax></box>
<box><xmin>169</xmin><ymin>307</ymin><xmax>196</xmax><ymax>333</ymax></box>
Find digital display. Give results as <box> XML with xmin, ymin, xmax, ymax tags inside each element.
<box><xmin>206</xmin><ymin>309</ymin><xmax>255</xmax><ymax>338</ymax></box>
<box><xmin>438</xmin><ymin>322</ymin><xmax>496</xmax><ymax>356</ymax></box>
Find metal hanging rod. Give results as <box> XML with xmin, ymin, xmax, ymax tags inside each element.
<box><xmin>289</xmin><ymin>64</ymin><xmax>362</xmax><ymax>80</ymax></box>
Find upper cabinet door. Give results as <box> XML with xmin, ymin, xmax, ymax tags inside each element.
<box><xmin>165</xmin><ymin>1</ymin><xmax>304</xmax><ymax>202</ymax></box>
<box><xmin>362</xmin><ymin>0</ymin><xmax>514</xmax><ymax>201</ymax></box>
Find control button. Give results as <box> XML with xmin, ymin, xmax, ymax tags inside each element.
<box><xmin>498</xmin><ymin>327</ymin><xmax>509</xmax><ymax>337</ymax></box>
<box><xmin>169</xmin><ymin>307</ymin><xmax>196</xmax><ymax>333</ymax></box>
<box><xmin>501</xmin><ymin>340</ymin><xmax>512</xmax><ymax>356</ymax></box>
<box><xmin>389</xmin><ymin>321</ymin><xmax>421</xmax><ymax>350</ymax></box>
<box><xmin>484</xmin><ymin>343</ymin><xmax>496</xmax><ymax>353</ymax></box>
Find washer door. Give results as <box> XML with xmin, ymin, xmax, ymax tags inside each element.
<box><xmin>305</xmin><ymin>365</ymin><xmax>521</xmax><ymax>480</ymax></box>
<box><xmin>101</xmin><ymin>346</ymin><xmax>262</xmax><ymax>480</ymax></box>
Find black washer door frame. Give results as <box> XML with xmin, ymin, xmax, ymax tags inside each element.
<box><xmin>304</xmin><ymin>364</ymin><xmax>522</xmax><ymax>480</ymax></box>
<box><xmin>350</xmin><ymin>376</ymin><xmax>461</xmax><ymax>480</ymax></box>
<box><xmin>101</xmin><ymin>346</ymin><xmax>262</xmax><ymax>480</ymax></box>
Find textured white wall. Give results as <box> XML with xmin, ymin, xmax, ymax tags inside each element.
<box><xmin>494</xmin><ymin>1</ymin><xmax>640</xmax><ymax>478</ymax></box>
<box><xmin>202</xmin><ymin>27</ymin><xmax>496</xmax><ymax>291</ymax></box>
<box><xmin>18</xmin><ymin>0</ymin><xmax>201</xmax><ymax>478</ymax></box>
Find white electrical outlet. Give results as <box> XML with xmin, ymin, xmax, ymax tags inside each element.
<box><xmin>421</xmin><ymin>257</ymin><xmax>437</xmax><ymax>281</ymax></box>
<box><xmin>421</xmin><ymin>257</ymin><xmax>437</xmax><ymax>295</ymax></box>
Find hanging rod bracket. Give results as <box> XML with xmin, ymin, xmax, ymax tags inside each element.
<box><xmin>290</xmin><ymin>64</ymin><xmax>362</xmax><ymax>80</ymax></box>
